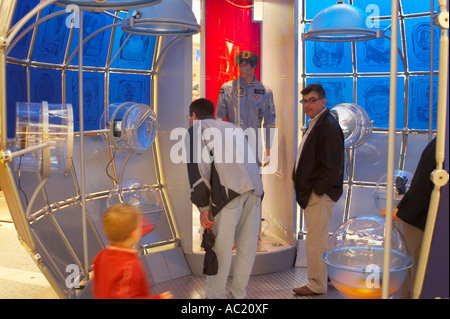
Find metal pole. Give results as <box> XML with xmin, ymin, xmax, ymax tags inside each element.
<box><xmin>413</xmin><ymin>0</ymin><xmax>449</xmax><ymax>298</ymax></box>
<box><xmin>382</xmin><ymin>0</ymin><xmax>399</xmax><ymax>299</ymax></box>
<box><xmin>77</xmin><ymin>10</ymin><xmax>89</xmax><ymax>280</ymax></box>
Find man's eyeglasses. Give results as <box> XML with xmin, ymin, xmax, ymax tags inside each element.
<box><xmin>300</xmin><ymin>98</ymin><xmax>323</xmax><ymax>104</ymax></box>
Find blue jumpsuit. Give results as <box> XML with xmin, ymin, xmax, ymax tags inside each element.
<box><xmin>216</xmin><ymin>77</ymin><xmax>276</xmax><ymax>160</ymax></box>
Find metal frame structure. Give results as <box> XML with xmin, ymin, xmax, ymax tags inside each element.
<box><xmin>299</xmin><ymin>0</ymin><xmax>448</xmax><ymax>299</ymax></box>
<box><xmin>0</xmin><ymin>0</ymin><xmax>199</xmax><ymax>298</ymax></box>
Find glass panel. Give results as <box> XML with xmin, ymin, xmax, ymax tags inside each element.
<box><xmin>401</xmin><ymin>0</ymin><xmax>439</xmax><ymax>15</ymax></box>
<box><xmin>30</xmin><ymin>68</ymin><xmax>62</xmax><ymax>104</ymax></box>
<box><xmin>109</xmin><ymin>11</ymin><xmax>156</xmax><ymax>70</ymax></box>
<box><xmin>404</xmin><ymin>16</ymin><xmax>440</xmax><ymax>72</ymax></box>
<box><xmin>356</xmin><ymin>76</ymin><xmax>405</xmax><ymax>129</ymax></box>
<box><xmin>8</xmin><ymin>0</ymin><xmax>40</xmax><ymax>60</ymax></box>
<box><xmin>348</xmin><ymin>185</ymin><xmax>381</xmax><ymax>219</ymax></box>
<box><xmin>65</xmin><ymin>70</ymin><xmax>105</xmax><ymax>132</ymax></box>
<box><xmin>67</xmin><ymin>11</ymin><xmax>114</xmax><ymax>68</ymax></box>
<box><xmin>305</xmin><ymin>24</ymin><xmax>353</xmax><ymax>74</ymax></box>
<box><xmin>355</xmin><ymin>21</ymin><xmax>405</xmax><ymax>73</ymax></box>
<box><xmin>353</xmin><ymin>132</ymin><xmax>403</xmax><ymax>182</ymax></box>
<box><xmin>31</xmin><ymin>4</ymin><xmax>70</xmax><ymax>65</ymax></box>
<box><xmin>408</xmin><ymin>75</ymin><xmax>438</xmax><ymax>130</ymax></box>
<box><xmin>6</xmin><ymin>64</ymin><xmax>27</xmax><ymax>138</ymax></box>
<box><xmin>109</xmin><ymin>73</ymin><xmax>151</xmax><ymax>105</ymax></box>
<box><xmin>305</xmin><ymin>77</ymin><xmax>353</xmax><ymax>107</ymax></box>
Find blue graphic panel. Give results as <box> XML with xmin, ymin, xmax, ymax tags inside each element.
<box><xmin>352</xmin><ymin>0</ymin><xmax>392</xmax><ymax>17</ymax></box>
<box><xmin>402</xmin><ymin>0</ymin><xmax>439</xmax><ymax>14</ymax></box>
<box><xmin>30</xmin><ymin>68</ymin><xmax>62</xmax><ymax>104</ymax></box>
<box><xmin>66</xmin><ymin>71</ymin><xmax>105</xmax><ymax>132</ymax></box>
<box><xmin>305</xmin><ymin>25</ymin><xmax>353</xmax><ymax>74</ymax></box>
<box><xmin>109</xmin><ymin>73</ymin><xmax>151</xmax><ymax>105</ymax></box>
<box><xmin>31</xmin><ymin>4</ymin><xmax>69</xmax><ymax>64</ymax></box>
<box><xmin>404</xmin><ymin>17</ymin><xmax>440</xmax><ymax>72</ymax></box>
<box><xmin>6</xmin><ymin>64</ymin><xmax>27</xmax><ymax>138</ymax></box>
<box><xmin>408</xmin><ymin>75</ymin><xmax>438</xmax><ymax>130</ymax></box>
<box><xmin>8</xmin><ymin>0</ymin><xmax>40</xmax><ymax>60</ymax></box>
<box><xmin>67</xmin><ymin>11</ymin><xmax>114</xmax><ymax>67</ymax></box>
<box><xmin>305</xmin><ymin>77</ymin><xmax>353</xmax><ymax>108</ymax></box>
<box><xmin>356</xmin><ymin>21</ymin><xmax>404</xmax><ymax>73</ymax></box>
<box><xmin>109</xmin><ymin>12</ymin><xmax>156</xmax><ymax>70</ymax></box>
<box><xmin>356</xmin><ymin>76</ymin><xmax>404</xmax><ymax>129</ymax></box>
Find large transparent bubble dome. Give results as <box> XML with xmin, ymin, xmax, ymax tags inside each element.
<box><xmin>322</xmin><ymin>216</ymin><xmax>413</xmax><ymax>299</ymax></box>
<box><xmin>373</xmin><ymin>170</ymin><xmax>413</xmax><ymax>221</ymax></box>
<box><xmin>106</xmin><ymin>179</ymin><xmax>163</xmax><ymax>226</ymax></box>
<box><xmin>330</xmin><ymin>103</ymin><xmax>373</xmax><ymax>149</ymax></box>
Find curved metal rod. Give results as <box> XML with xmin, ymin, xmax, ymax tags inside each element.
<box><xmin>381</xmin><ymin>0</ymin><xmax>399</xmax><ymax>299</ymax></box>
<box><xmin>413</xmin><ymin>1</ymin><xmax>449</xmax><ymax>298</ymax></box>
<box><xmin>5</xmin><ymin>10</ymin><xmax>67</xmax><ymax>56</ymax></box>
<box><xmin>65</xmin><ymin>23</ymin><xmax>121</xmax><ymax>69</ymax></box>
<box><xmin>6</xmin><ymin>0</ymin><xmax>58</xmax><ymax>45</ymax></box>
<box><xmin>107</xmin><ymin>33</ymin><xmax>131</xmax><ymax>68</ymax></box>
<box><xmin>24</xmin><ymin>178</ymin><xmax>48</xmax><ymax>218</ymax></box>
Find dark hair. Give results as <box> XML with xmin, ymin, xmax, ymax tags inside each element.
<box><xmin>235</xmin><ymin>51</ymin><xmax>259</xmax><ymax>68</ymax></box>
<box><xmin>189</xmin><ymin>98</ymin><xmax>215</xmax><ymax>119</ymax></box>
<box><xmin>301</xmin><ymin>83</ymin><xmax>326</xmax><ymax>99</ymax></box>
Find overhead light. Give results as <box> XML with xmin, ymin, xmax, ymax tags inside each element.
<box><xmin>55</xmin><ymin>0</ymin><xmax>162</xmax><ymax>11</ymax></box>
<box><xmin>122</xmin><ymin>0</ymin><xmax>200</xmax><ymax>36</ymax></box>
<box><xmin>304</xmin><ymin>0</ymin><xmax>383</xmax><ymax>42</ymax></box>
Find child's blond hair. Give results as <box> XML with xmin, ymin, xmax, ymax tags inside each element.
<box><xmin>102</xmin><ymin>204</ymin><xmax>141</xmax><ymax>244</ymax></box>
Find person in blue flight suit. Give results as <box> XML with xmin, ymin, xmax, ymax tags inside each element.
<box><xmin>216</xmin><ymin>51</ymin><xmax>276</xmax><ymax>251</ymax></box>
<box><xmin>216</xmin><ymin>51</ymin><xmax>276</xmax><ymax>166</ymax></box>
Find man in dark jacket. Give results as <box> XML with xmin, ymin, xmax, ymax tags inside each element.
<box><xmin>292</xmin><ymin>83</ymin><xmax>345</xmax><ymax>295</ymax></box>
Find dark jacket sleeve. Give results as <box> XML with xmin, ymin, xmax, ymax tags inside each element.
<box><xmin>186</xmin><ymin>125</ymin><xmax>211</xmax><ymax>211</ymax></box>
<box><xmin>396</xmin><ymin>138</ymin><xmax>436</xmax><ymax>231</ymax></box>
<box><xmin>313</xmin><ymin>118</ymin><xmax>345</xmax><ymax>197</ymax></box>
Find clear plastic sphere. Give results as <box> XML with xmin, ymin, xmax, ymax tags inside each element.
<box><xmin>322</xmin><ymin>216</ymin><xmax>412</xmax><ymax>299</ymax></box>
<box><xmin>106</xmin><ymin>179</ymin><xmax>163</xmax><ymax>226</ymax></box>
<box><xmin>99</xmin><ymin>102</ymin><xmax>158</xmax><ymax>153</ymax></box>
<box><xmin>121</xmin><ymin>103</ymin><xmax>158</xmax><ymax>152</ymax></box>
<box><xmin>330</xmin><ymin>103</ymin><xmax>373</xmax><ymax>149</ymax></box>
<box><xmin>373</xmin><ymin>170</ymin><xmax>413</xmax><ymax>221</ymax></box>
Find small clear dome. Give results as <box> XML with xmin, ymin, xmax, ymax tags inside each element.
<box><xmin>322</xmin><ymin>216</ymin><xmax>412</xmax><ymax>299</ymax></box>
<box><xmin>373</xmin><ymin>170</ymin><xmax>413</xmax><ymax>221</ymax></box>
<box><xmin>106</xmin><ymin>179</ymin><xmax>163</xmax><ymax>226</ymax></box>
<box><xmin>100</xmin><ymin>102</ymin><xmax>158</xmax><ymax>153</ymax></box>
<box><xmin>330</xmin><ymin>103</ymin><xmax>373</xmax><ymax>149</ymax></box>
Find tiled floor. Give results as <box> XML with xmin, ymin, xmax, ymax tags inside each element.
<box><xmin>0</xmin><ymin>190</ymin><xmax>353</xmax><ymax>300</ymax></box>
<box><xmin>0</xmin><ymin>191</ymin><xmax>58</xmax><ymax>299</ymax></box>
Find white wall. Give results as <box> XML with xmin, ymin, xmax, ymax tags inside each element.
<box><xmin>260</xmin><ymin>0</ymin><xmax>297</xmax><ymax>245</ymax></box>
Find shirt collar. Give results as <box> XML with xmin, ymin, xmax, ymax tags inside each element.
<box><xmin>107</xmin><ymin>244</ymin><xmax>137</xmax><ymax>254</ymax></box>
<box><xmin>308</xmin><ymin>107</ymin><xmax>327</xmax><ymax>125</ymax></box>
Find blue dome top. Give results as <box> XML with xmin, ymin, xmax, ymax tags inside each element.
<box><xmin>309</xmin><ymin>3</ymin><xmax>369</xmax><ymax>31</ymax></box>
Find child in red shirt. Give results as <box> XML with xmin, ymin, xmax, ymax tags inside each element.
<box><xmin>93</xmin><ymin>204</ymin><xmax>172</xmax><ymax>299</ymax></box>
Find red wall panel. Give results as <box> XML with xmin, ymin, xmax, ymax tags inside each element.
<box><xmin>204</xmin><ymin>0</ymin><xmax>261</xmax><ymax>109</ymax></box>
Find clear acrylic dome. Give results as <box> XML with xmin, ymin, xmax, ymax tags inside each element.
<box><xmin>100</xmin><ymin>102</ymin><xmax>158</xmax><ymax>153</ymax></box>
<box><xmin>330</xmin><ymin>103</ymin><xmax>373</xmax><ymax>149</ymax></box>
<box><xmin>373</xmin><ymin>170</ymin><xmax>413</xmax><ymax>221</ymax></box>
<box><xmin>15</xmin><ymin>101</ymin><xmax>73</xmax><ymax>176</ymax></box>
<box><xmin>106</xmin><ymin>179</ymin><xmax>163</xmax><ymax>226</ymax></box>
<box><xmin>322</xmin><ymin>216</ymin><xmax>412</xmax><ymax>299</ymax></box>
<box><xmin>121</xmin><ymin>103</ymin><xmax>158</xmax><ymax>152</ymax></box>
